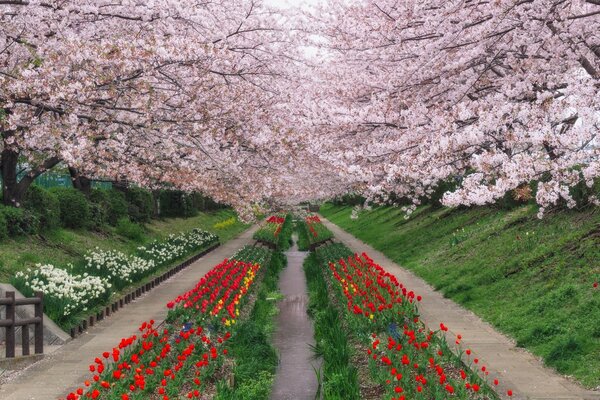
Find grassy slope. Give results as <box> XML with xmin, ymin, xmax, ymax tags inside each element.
<box><xmin>0</xmin><ymin>209</ymin><xmax>248</xmax><ymax>282</ymax></box>
<box><xmin>321</xmin><ymin>203</ymin><xmax>600</xmax><ymax>388</ymax></box>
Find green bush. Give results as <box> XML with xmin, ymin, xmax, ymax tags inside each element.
<box><xmin>0</xmin><ymin>205</ymin><xmax>40</xmax><ymax>236</ymax></box>
<box><xmin>22</xmin><ymin>185</ymin><xmax>60</xmax><ymax>230</ymax></box>
<box><xmin>115</xmin><ymin>217</ymin><xmax>145</xmax><ymax>242</ymax></box>
<box><xmin>0</xmin><ymin>210</ymin><xmax>7</xmax><ymax>239</ymax></box>
<box><xmin>107</xmin><ymin>189</ymin><xmax>129</xmax><ymax>225</ymax></box>
<box><xmin>49</xmin><ymin>187</ymin><xmax>90</xmax><ymax>229</ymax></box>
<box><xmin>159</xmin><ymin>190</ymin><xmax>198</xmax><ymax>218</ymax></box>
<box><xmin>88</xmin><ymin>189</ymin><xmax>110</xmax><ymax>228</ymax></box>
<box><xmin>125</xmin><ymin>187</ymin><xmax>154</xmax><ymax>223</ymax></box>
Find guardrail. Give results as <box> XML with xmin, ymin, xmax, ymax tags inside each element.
<box><xmin>0</xmin><ymin>291</ymin><xmax>43</xmax><ymax>357</ymax></box>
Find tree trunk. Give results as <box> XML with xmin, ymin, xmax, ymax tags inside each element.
<box><xmin>1</xmin><ymin>146</ymin><xmax>20</xmax><ymax>206</ymax></box>
<box><xmin>1</xmin><ymin>136</ymin><xmax>61</xmax><ymax>207</ymax></box>
<box><xmin>113</xmin><ymin>180</ymin><xmax>128</xmax><ymax>193</ymax></box>
<box><xmin>152</xmin><ymin>189</ymin><xmax>161</xmax><ymax>218</ymax></box>
<box><xmin>68</xmin><ymin>167</ymin><xmax>92</xmax><ymax>196</ymax></box>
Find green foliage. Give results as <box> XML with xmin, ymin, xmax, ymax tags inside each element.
<box><xmin>49</xmin><ymin>187</ymin><xmax>90</xmax><ymax>229</ymax></box>
<box><xmin>277</xmin><ymin>214</ymin><xmax>293</xmax><ymax>250</ymax></box>
<box><xmin>87</xmin><ymin>189</ymin><xmax>110</xmax><ymax>229</ymax></box>
<box><xmin>107</xmin><ymin>189</ymin><xmax>129</xmax><ymax>225</ymax></box>
<box><xmin>296</xmin><ymin>219</ymin><xmax>310</xmax><ymax>251</ymax></box>
<box><xmin>321</xmin><ymin>202</ymin><xmax>600</xmax><ymax>388</ymax></box>
<box><xmin>216</xmin><ymin>247</ymin><xmax>285</xmax><ymax>400</ymax></box>
<box><xmin>253</xmin><ymin>214</ymin><xmax>292</xmax><ymax>249</ymax></box>
<box><xmin>0</xmin><ymin>205</ymin><xmax>40</xmax><ymax>236</ymax></box>
<box><xmin>125</xmin><ymin>187</ymin><xmax>154</xmax><ymax>223</ymax></box>
<box><xmin>303</xmin><ymin>217</ymin><xmax>334</xmax><ymax>247</ymax></box>
<box><xmin>159</xmin><ymin>190</ymin><xmax>198</xmax><ymax>218</ymax></box>
<box><xmin>423</xmin><ymin>178</ymin><xmax>459</xmax><ymax>208</ymax></box>
<box><xmin>22</xmin><ymin>185</ymin><xmax>60</xmax><ymax>230</ymax></box>
<box><xmin>331</xmin><ymin>193</ymin><xmax>365</xmax><ymax>206</ymax></box>
<box><xmin>217</xmin><ymin>371</ymin><xmax>274</xmax><ymax>400</ymax></box>
<box><xmin>115</xmin><ymin>217</ymin><xmax>145</xmax><ymax>242</ymax></box>
<box><xmin>304</xmin><ymin>252</ymin><xmax>361</xmax><ymax>400</ymax></box>
<box><xmin>0</xmin><ymin>209</ymin><xmax>247</xmax><ymax>283</ymax></box>
<box><xmin>568</xmin><ymin>176</ymin><xmax>600</xmax><ymax>209</ymax></box>
<box><xmin>0</xmin><ymin>209</ymin><xmax>7</xmax><ymax>239</ymax></box>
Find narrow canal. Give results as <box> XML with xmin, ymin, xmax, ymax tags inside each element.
<box><xmin>270</xmin><ymin>234</ymin><xmax>321</xmax><ymax>400</ymax></box>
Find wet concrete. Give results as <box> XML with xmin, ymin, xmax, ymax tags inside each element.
<box><xmin>271</xmin><ymin>235</ymin><xmax>320</xmax><ymax>400</ymax></box>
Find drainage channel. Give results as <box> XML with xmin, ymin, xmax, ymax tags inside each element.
<box><xmin>270</xmin><ymin>234</ymin><xmax>321</xmax><ymax>400</ymax></box>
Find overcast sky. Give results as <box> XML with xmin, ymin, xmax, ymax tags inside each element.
<box><xmin>263</xmin><ymin>0</ymin><xmax>325</xmax><ymax>9</ymax></box>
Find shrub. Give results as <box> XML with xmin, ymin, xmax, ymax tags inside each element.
<box><xmin>49</xmin><ymin>187</ymin><xmax>90</xmax><ymax>229</ymax></box>
<box><xmin>125</xmin><ymin>187</ymin><xmax>154</xmax><ymax>223</ymax></box>
<box><xmin>88</xmin><ymin>189</ymin><xmax>110</xmax><ymax>229</ymax></box>
<box><xmin>115</xmin><ymin>217</ymin><xmax>145</xmax><ymax>242</ymax></box>
<box><xmin>0</xmin><ymin>205</ymin><xmax>40</xmax><ymax>236</ymax></box>
<box><xmin>107</xmin><ymin>189</ymin><xmax>129</xmax><ymax>225</ymax></box>
<box><xmin>23</xmin><ymin>185</ymin><xmax>61</xmax><ymax>230</ymax></box>
<box><xmin>159</xmin><ymin>190</ymin><xmax>198</xmax><ymax>218</ymax></box>
<box><xmin>0</xmin><ymin>210</ymin><xmax>7</xmax><ymax>239</ymax></box>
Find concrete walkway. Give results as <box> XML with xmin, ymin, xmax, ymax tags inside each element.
<box><xmin>0</xmin><ymin>225</ymin><xmax>258</xmax><ymax>400</ymax></box>
<box><xmin>320</xmin><ymin>216</ymin><xmax>600</xmax><ymax>400</ymax></box>
<box><xmin>271</xmin><ymin>235</ymin><xmax>320</xmax><ymax>400</ymax></box>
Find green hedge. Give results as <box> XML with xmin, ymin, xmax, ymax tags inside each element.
<box><xmin>23</xmin><ymin>185</ymin><xmax>60</xmax><ymax>230</ymax></box>
<box><xmin>0</xmin><ymin>183</ymin><xmax>225</xmax><ymax>241</ymax></box>
<box><xmin>159</xmin><ymin>190</ymin><xmax>197</xmax><ymax>218</ymax></box>
<box><xmin>0</xmin><ymin>205</ymin><xmax>40</xmax><ymax>236</ymax></box>
<box><xmin>49</xmin><ymin>187</ymin><xmax>91</xmax><ymax>229</ymax></box>
<box><xmin>124</xmin><ymin>187</ymin><xmax>154</xmax><ymax>223</ymax></box>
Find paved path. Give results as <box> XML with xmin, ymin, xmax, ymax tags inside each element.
<box><xmin>0</xmin><ymin>225</ymin><xmax>258</xmax><ymax>400</ymax></box>
<box><xmin>320</xmin><ymin>216</ymin><xmax>600</xmax><ymax>400</ymax></box>
<box><xmin>271</xmin><ymin>235</ymin><xmax>320</xmax><ymax>400</ymax></box>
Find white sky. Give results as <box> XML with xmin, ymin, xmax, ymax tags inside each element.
<box><xmin>263</xmin><ymin>0</ymin><xmax>325</xmax><ymax>9</ymax></box>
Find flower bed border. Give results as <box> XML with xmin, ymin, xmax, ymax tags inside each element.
<box><xmin>68</xmin><ymin>242</ymin><xmax>220</xmax><ymax>339</ymax></box>
<box><xmin>308</xmin><ymin>238</ymin><xmax>334</xmax><ymax>252</ymax></box>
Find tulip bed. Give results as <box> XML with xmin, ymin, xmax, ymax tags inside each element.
<box><xmin>65</xmin><ymin>245</ymin><xmax>273</xmax><ymax>400</ymax></box>
<box><xmin>314</xmin><ymin>242</ymin><xmax>510</xmax><ymax>399</ymax></box>
<box><xmin>12</xmin><ymin>229</ymin><xmax>218</xmax><ymax>328</ymax></box>
<box><xmin>253</xmin><ymin>214</ymin><xmax>292</xmax><ymax>249</ymax></box>
<box><xmin>304</xmin><ymin>215</ymin><xmax>334</xmax><ymax>246</ymax></box>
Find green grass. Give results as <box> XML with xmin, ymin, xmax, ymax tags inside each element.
<box><xmin>215</xmin><ymin>247</ymin><xmax>287</xmax><ymax>400</ymax></box>
<box><xmin>320</xmin><ymin>203</ymin><xmax>600</xmax><ymax>388</ymax></box>
<box><xmin>0</xmin><ymin>209</ymin><xmax>248</xmax><ymax>282</ymax></box>
<box><xmin>304</xmin><ymin>252</ymin><xmax>361</xmax><ymax>399</ymax></box>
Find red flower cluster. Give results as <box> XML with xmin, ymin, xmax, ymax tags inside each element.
<box><xmin>326</xmin><ymin>251</ymin><xmax>514</xmax><ymax>398</ymax></box>
<box><xmin>306</xmin><ymin>215</ymin><xmax>322</xmax><ymax>237</ymax></box>
<box><xmin>167</xmin><ymin>258</ymin><xmax>259</xmax><ymax>324</ymax></box>
<box><xmin>329</xmin><ymin>253</ymin><xmax>417</xmax><ymax>323</ymax></box>
<box><xmin>65</xmin><ymin>254</ymin><xmax>263</xmax><ymax>400</ymax></box>
<box><xmin>66</xmin><ymin>320</ymin><xmax>231</xmax><ymax>400</ymax></box>
<box><xmin>266</xmin><ymin>215</ymin><xmax>285</xmax><ymax>224</ymax></box>
<box><xmin>256</xmin><ymin>215</ymin><xmax>286</xmax><ymax>239</ymax></box>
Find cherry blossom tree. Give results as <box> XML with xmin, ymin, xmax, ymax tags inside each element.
<box><xmin>1</xmin><ymin>0</ymin><xmax>598</xmax><ymax>217</ymax></box>
<box><xmin>0</xmin><ymin>0</ymin><xmax>303</xmax><ymax>211</ymax></box>
<box><xmin>306</xmin><ymin>0</ymin><xmax>599</xmax><ymax>214</ymax></box>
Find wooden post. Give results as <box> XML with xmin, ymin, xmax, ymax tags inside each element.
<box><xmin>35</xmin><ymin>291</ymin><xmax>43</xmax><ymax>354</ymax></box>
<box><xmin>5</xmin><ymin>291</ymin><xmax>15</xmax><ymax>358</ymax></box>
<box><xmin>21</xmin><ymin>325</ymin><xmax>30</xmax><ymax>356</ymax></box>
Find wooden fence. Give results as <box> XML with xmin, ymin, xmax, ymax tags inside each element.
<box><xmin>0</xmin><ymin>291</ymin><xmax>44</xmax><ymax>357</ymax></box>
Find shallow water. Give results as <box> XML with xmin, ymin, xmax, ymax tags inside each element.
<box><xmin>270</xmin><ymin>236</ymin><xmax>321</xmax><ymax>400</ymax></box>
